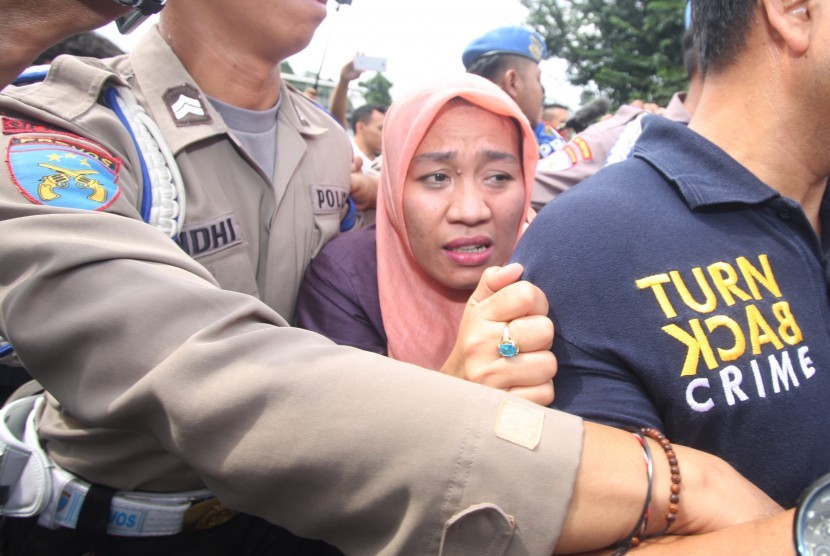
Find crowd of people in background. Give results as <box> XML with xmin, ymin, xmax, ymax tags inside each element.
<box><xmin>0</xmin><ymin>0</ymin><xmax>824</xmax><ymax>555</ymax></box>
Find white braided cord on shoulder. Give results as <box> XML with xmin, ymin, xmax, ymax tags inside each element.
<box><xmin>109</xmin><ymin>86</ymin><xmax>187</xmax><ymax>238</ymax></box>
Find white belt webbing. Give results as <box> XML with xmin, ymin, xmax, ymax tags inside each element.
<box><xmin>37</xmin><ymin>468</ymin><xmax>212</xmax><ymax>537</ymax></box>
<box><xmin>0</xmin><ymin>395</ymin><xmax>212</xmax><ymax>537</ymax></box>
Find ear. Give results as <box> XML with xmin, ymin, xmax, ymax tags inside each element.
<box><xmin>500</xmin><ymin>68</ymin><xmax>521</xmax><ymax>100</ymax></box>
<box><xmin>762</xmin><ymin>0</ymin><xmax>811</xmax><ymax>55</ymax></box>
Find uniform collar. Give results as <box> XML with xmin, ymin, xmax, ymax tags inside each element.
<box><xmin>130</xmin><ymin>26</ymin><xmax>228</xmax><ymax>154</ymax></box>
<box><xmin>633</xmin><ymin>115</ymin><xmax>780</xmax><ymax>209</ymax></box>
<box><xmin>129</xmin><ymin>27</ymin><xmax>329</xmax><ymax>154</ymax></box>
<box><xmin>278</xmin><ymin>84</ymin><xmax>330</xmax><ymax>138</ymax></box>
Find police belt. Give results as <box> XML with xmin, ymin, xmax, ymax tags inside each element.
<box><xmin>0</xmin><ymin>395</ymin><xmax>238</xmax><ymax>536</ymax></box>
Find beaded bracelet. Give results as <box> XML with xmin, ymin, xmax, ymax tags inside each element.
<box><xmin>642</xmin><ymin>427</ymin><xmax>681</xmax><ymax>537</ymax></box>
<box><xmin>612</xmin><ymin>428</ymin><xmax>681</xmax><ymax>555</ymax></box>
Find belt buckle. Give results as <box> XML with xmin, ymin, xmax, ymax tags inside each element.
<box><xmin>183</xmin><ymin>498</ymin><xmax>239</xmax><ymax>531</ymax></box>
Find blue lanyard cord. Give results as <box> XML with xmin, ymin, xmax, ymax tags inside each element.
<box><xmin>11</xmin><ymin>66</ymin><xmax>50</xmax><ymax>87</ymax></box>
<box><xmin>103</xmin><ymin>87</ymin><xmax>154</xmax><ymax>225</ymax></box>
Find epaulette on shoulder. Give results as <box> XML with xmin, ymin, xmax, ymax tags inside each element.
<box><xmin>286</xmin><ymin>82</ymin><xmax>343</xmax><ymax>129</ymax></box>
<box><xmin>6</xmin><ymin>57</ymin><xmax>123</xmax><ymax>123</ymax></box>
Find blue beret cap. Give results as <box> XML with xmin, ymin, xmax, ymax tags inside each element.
<box><xmin>462</xmin><ymin>26</ymin><xmax>547</xmax><ymax>70</ymax></box>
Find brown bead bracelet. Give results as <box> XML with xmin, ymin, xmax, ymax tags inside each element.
<box><xmin>642</xmin><ymin>427</ymin><xmax>681</xmax><ymax>536</ymax></box>
<box><xmin>612</xmin><ymin>427</ymin><xmax>681</xmax><ymax>555</ymax></box>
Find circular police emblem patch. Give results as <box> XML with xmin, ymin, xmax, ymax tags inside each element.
<box><xmin>6</xmin><ymin>136</ymin><xmax>121</xmax><ymax>211</ymax></box>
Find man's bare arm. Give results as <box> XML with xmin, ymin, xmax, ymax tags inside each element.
<box><xmin>0</xmin><ymin>0</ymin><xmax>130</xmax><ymax>89</ymax></box>
<box><xmin>555</xmin><ymin>422</ymin><xmax>783</xmax><ymax>554</ymax></box>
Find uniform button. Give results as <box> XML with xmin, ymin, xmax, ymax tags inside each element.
<box><xmin>778</xmin><ymin>211</ymin><xmax>791</xmax><ymax>221</ymax></box>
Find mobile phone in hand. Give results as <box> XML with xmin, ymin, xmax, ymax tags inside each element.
<box><xmin>353</xmin><ymin>54</ymin><xmax>387</xmax><ymax>73</ymax></box>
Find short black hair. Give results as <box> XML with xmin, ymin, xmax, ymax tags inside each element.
<box><xmin>33</xmin><ymin>32</ymin><xmax>124</xmax><ymax>65</ymax></box>
<box><xmin>682</xmin><ymin>29</ymin><xmax>699</xmax><ymax>79</ymax></box>
<box><xmin>350</xmin><ymin>103</ymin><xmax>387</xmax><ymax>134</ymax></box>
<box><xmin>465</xmin><ymin>53</ymin><xmax>512</xmax><ymax>81</ymax></box>
<box><xmin>467</xmin><ymin>53</ymin><xmax>536</xmax><ymax>89</ymax></box>
<box><xmin>693</xmin><ymin>0</ymin><xmax>757</xmax><ymax>76</ymax></box>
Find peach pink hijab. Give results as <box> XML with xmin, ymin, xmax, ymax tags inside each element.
<box><xmin>377</xmin><ymin>73</ymin><xmax>539</xmax><ymax>370</ymax></box>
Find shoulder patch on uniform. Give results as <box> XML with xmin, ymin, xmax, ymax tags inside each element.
<box><xmin>563</xmin><ymin>145</ymin><xmax>578</xmax><ymax>165</ymax></box>
<box><xmin>6</xmin><ymin>136</ymin><xmax>121</xmax><ymax>211</ymax></box>
<box><xmin>573</xmin><ymin>137</ymin><xmax>593</xmax><ymax>161</ymax></box>
<box><xmin>537</xmin><ymin>147</ymin><xmax>577</xmax><ymax>174</ymax></box>
<box><xmin>163</xmin><ymin>84</ymin><xmax>212</xmax><ymax>127</ymax></box>
<box><xmin>2</xmin><ymin>117</ymin><xmax>80</xmax><ymax>138</ymax></box>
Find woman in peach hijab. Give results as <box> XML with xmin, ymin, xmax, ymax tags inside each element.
<box><xmin>297</xmin><ymin>73</ymin><xmax>554</xmax><ymax>402</ymax></box>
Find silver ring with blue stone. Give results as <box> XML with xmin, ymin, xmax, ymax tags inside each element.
<box><xmin>498</xmin><ymin>323</ymin><xmax>520</xmax><ymax>358</ymax></box>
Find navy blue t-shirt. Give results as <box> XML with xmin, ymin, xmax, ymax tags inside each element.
<box><xmin>514</xmin><ymin>116</ymin><xmax>830</xmax><ymax>507</ymax></box>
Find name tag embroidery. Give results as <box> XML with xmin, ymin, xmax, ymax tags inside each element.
<box><xmin>177</xmin><ymin>213</ymin><xmax>242</xmax><ymax>257</ymax></box>
<box><xmin>310</xmin><ymin>184</ymin><xmax>348</xmax><ymax>216</ymax></box>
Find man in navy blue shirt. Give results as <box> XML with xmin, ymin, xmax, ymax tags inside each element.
<box><xmin>514</xmin><ymin>0</ymin><xmax>830</xmax><ymax>509</ymax></box>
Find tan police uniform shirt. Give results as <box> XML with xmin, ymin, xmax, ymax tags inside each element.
<box><xmin>532</xmin><ymin>93</ymin><xmax>692</xmax><ymax>211</ymax></box>
<box><xmin>0</xmin><ymin>27</ymin><xmax>583</xmax><ymax>555</ymax></box>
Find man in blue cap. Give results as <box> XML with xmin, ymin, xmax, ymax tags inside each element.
<box><xmin>463</xmin><ymin>26</ymin><xmax>566</xmax><ymax>159</ymax></box>
<box><xmin>463</xmin><ymin>26</ymin><xmax>550</xmax><ymax>136</ymax></box>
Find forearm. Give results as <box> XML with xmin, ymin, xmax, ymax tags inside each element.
<box><xmin>555</xmin><ymin>422</ymin><xmax>781</xmax><ymax>554</ymax></box>
<box><xmin>587</xmin><ymin>510</ymin><xmax>794</xmax><ymax>556</ymax></box>
<box><xmin>329</xmin><ymin>76</ymin><xmax>351</xmax><ymax>127</ymax></box>
<box><xmin>555</xmin><ymin>423</ymin><xmax>659</xmax><ymax>553</ymax></box>
<box><xmin>0</xmin><ymin>10</ymin><xmax>53</xmax><ymax>88</ymax></box>
<box><xmin>0</xmin><ymin>0</ymin><xmax>129</xmax><ymax>88</ymax></box>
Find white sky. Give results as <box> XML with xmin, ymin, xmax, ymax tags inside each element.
<box><xmin>97</xmin><ymin>0</ymin><xmax>583</xmax><ymax>109</ymax></box>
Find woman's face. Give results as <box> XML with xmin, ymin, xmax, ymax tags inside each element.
<box><xmin>403</xmin><ymin>102</ymin><xmax>526</xmax><ymax>291</ymax></box>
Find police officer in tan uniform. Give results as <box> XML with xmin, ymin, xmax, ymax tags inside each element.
<box><xmin>531</xmin><ymin>27</ymin><xmax>702</xmax><ymax>211</ymax></box>
<box><xmin>0</xmin><ymin>0</ymin><xmax>791</xmax><ymax>555</ymax></box>
<box><xmin>533</xmin><ymin>101</ymin><xmax>696</xmax><ymax>213</ymax></box>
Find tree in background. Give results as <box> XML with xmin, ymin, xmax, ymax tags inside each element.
<box><xmin>360</xmin><ymin>73</ymin><xmax>393</xmax><ymax>107</ymax></box>
<box><xmin>522</xmin><ymin>0</ymin><xmax>686</xmax><ymax>106</ymax></box>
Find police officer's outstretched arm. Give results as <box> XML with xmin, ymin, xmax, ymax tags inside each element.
<box><xmin>0</xmin><ymin>3</ymin><xmax>794</xmax><ymax>554</ymax></box>
<box><xmin>0</xmin><ymin>191</ymin><xmax>786</xmax><ymax>554</ymax></box>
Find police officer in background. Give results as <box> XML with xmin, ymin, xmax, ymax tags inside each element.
<box><xmin>0</xmin><ymin>0</ymin><xmax>795</xmax><ymax>555</ymax></box>
<box><xmin>531</xmin><ymin>3</ymin><xmax>702</xmax><ymax>210</ymax></box>
<box><xmin>463</xmin><ymin>26</ymin><xmax>567</xmax><ymax>158</ymax></box>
